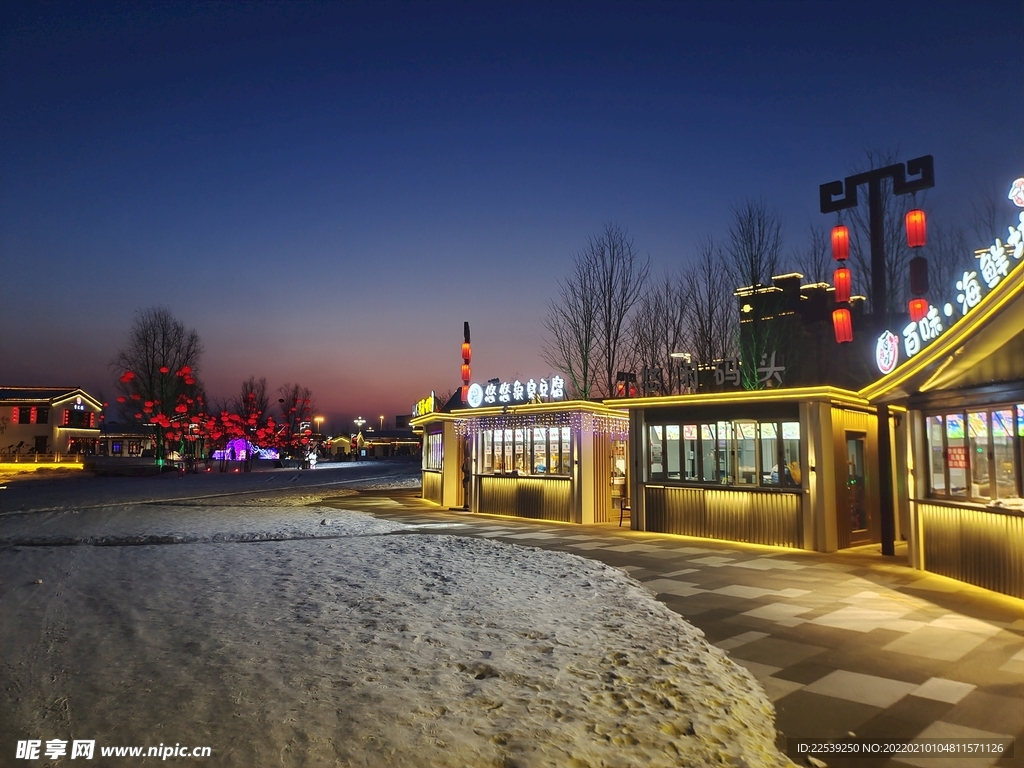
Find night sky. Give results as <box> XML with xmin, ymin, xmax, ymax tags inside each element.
<box><xmin>2</xmin><ymin>1</ymin><xmax>1020</xmax><ymax>433</ymax></box>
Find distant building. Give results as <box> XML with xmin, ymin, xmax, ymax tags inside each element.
<box><xmin>0</xmin><ymin>387</ymin><xmax>103</xmax><ymax>457</ymax></box>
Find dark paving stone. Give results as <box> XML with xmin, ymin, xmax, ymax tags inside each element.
<box><xmin>773</xmin><ymin>660</ymin><xmax>839</xmax><ymax>685</ymax></box>
<box><xmin>853</xmin><ymin>695</ymin><xmax>954</xmax><ymax>739</ymax></box>
<box><xmin>774</xmin><ymin>690</ymin><xmax>883</xmax><ymax>740</ymax></box>
<box><xmin>729</xmin><ymin>636</ymin><xmax>828</xmax><ymax>668</ymax></box>
<box><xmin>944</xmin><ymin>690</ymin><xmax>1024</xmax><ymax>736</ymax></box>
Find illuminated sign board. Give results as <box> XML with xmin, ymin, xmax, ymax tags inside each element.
<box><xmin>465</xmin><ymin>376</ymin><xmax>565</xmax><ymax>408</ymax></box>
<box><xmin>413</xmin><ymin>392</ymin><xmax>435</xmax><ymax>417</ymax></box>
<box><xmin>876</xmin><ymin>180</ymin><xmax>1023</xmax><ymax>374</ymax></box>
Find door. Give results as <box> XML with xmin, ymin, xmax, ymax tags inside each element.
<box><xmin>846</xmin><ymin>434</ymin><xmax>870</xmax><ymax>544</ymax></box>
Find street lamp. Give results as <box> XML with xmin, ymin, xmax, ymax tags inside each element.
<box><xmin>379</xmin><ymin>415</ymin><xmax>384</xmax><ymax>431</ymax></box>
<box><xmin>354</xmin><ymin>417</ymin><xmax>365</xmax><ymax>432</ymax></box>
<box><xmin>314</xmin><ymin>416</ymin><xmax>324</xmax><ymax>435</ymax></box>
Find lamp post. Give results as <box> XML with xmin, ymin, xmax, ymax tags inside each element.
<box><xmin>314</xmin><ymin>416</ymin><xmax>324</xmax><ymax>435</ymax></box>
<box><xmin>354</xmin><ymin>417</ymin><xmax>365</xmax><ymax>432</ymax></box>
<box><xmin>379</xmin><ymin>415</ymin><xmax>384</xmax><ymax>432</ymax></box>
<box><xmin>819</xmin><ymin>154</ymin><xmax>934</xmax><ymax>558</ymax></box>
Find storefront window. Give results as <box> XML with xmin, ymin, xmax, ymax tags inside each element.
<box><xmin>514</xmin><ymin>429</ymin><xmax>526</xmax><ymax>472</ymax></box>
<box><xmin>967</xmin><ymin>411</ymin><xmax>989</xmax><ymax>499</ymax></box>
<box><xmin>483</xmin><ymin>431</ymin><xmax>493</xmax><ymax>473</ymax></box>
<box><xmin>503</xmin><ymin>429</ymin><xmax>513</xmax><ymax>474</ymax></box>
<box><xmin>946</xmin><ymin>413</ymin><xmax>967</xmax><ymax>498</ymax></box>
<box><xmin>735</xmin><ymin>421</ymin><xmax>757</xmax><ymax>485</ymax></box>
<box><xmin>533</xmin><ymin>428</ymin><xmax>547</xmax><ymax>473</ymax></box>
<box><xmin>665</xmin><ymin>425</ymin><xmax>681</xmax><ymax>479</ymax></box>
<box><xmin>683</xmin><ymin>424</ymin><xmax>698</xmax><ymax>480</ymax></box>
<box><xmin>549</xmin><ymin>428</ymin><xmax>561</xmax><ymax>474</ymax></box>
<box><xmin>927</xmin><ymin>415</ymin><xmax>945</xmax><ymax>493</ymax></box>
<box><xmin>424</xmin><ymin>431</ymin><xmax>443</xmax><ymax>471</ymax></box>
<box><xmin>701</xmin><ymin>424</ymin><xmax>717</xmax><ymax>482</ymax></box>
<box><xmin>649</xmin><ymin>425</ymin><xmax>664</xmax><ymax>477</ymax></box>
<box><xmin>926</xmin><ymin>406</ymin><xmax>1023</xmax><ymax>502</ymax></box>
<box><xmin>781</xmin><ymin>422</ymin><xmax>801</xmax><ymax>487</ymax></box>
<box><xmin>644</xmin><ymin>418</ymin><xmax>801</xmax><ymax>490</ymax></box>
<box><xmin>760</xmin><ymin>422</ymin><xmax>779</xmax><ymax>486</ymax></box>
<box><xmin>992</xmin><ymin>409</ymin><xmax>1015</xmax><ymax>499</ymax></box>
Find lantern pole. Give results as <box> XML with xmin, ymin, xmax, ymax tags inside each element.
<box><xmin>819</xmin><ymin>154</ymin><xmax>934</xmax><ymax>558</ymax></box>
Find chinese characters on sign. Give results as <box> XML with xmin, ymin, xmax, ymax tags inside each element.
<box><xmin>465</xmin><ymin>376</ymin><xmax>565</xmax><ymax>408</ymax></box>
<box><xmin>876</xmin><ymin>191</ymin><xmax>1024</xmax><ymax>374</ymax></box>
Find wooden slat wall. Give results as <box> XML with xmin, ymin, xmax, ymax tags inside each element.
<box><xmin>644</xmin><ymin>486</ymin><xmax>801</xmax><ymax>548</ymax></box>
<box><xmin>478</xmin><ymin>476</ymin><xmax>572</xmax><ymax>523</ymax></box>
<box><xmin>592</xmin><ymin>433</ymin><xmax>612</xmax><ymax>524</ymax></box>
<box><xmin>919</xmin><ymin>502</ymin><xmax>1024</xmax><ymax>598</ymax></box>
<box><xmin>832</xmin><ymin>408</ymin><xmax>881</xmax><ymax>549</ymax></box>
<box><xmin>422</xmin><ymin>471</ymin><xmax>442</xmax><ymax>504</ymax></box>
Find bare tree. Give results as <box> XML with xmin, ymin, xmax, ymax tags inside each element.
<box><xmin>627</xmin><ymin>272</ymin><xmax>689</xmax><ymax>394</ymax></box>
<box><xmin>725</xmin><ymin>201</ymin><xmax>785</xmax><ymax>389</ymax></box>
<box><xmin>111</xmin><ymin>307</ymin><xmax>204</xmax><ymax>461</ymax></box>
<box><xmin>927</xmin><ymin>223</ymin><xmax>974</xmax><ymax>312</ymax></box>
<box><xmin>683</xmin><ymin>236</ymin><xmax>735</xmax><ymax>368</ymax></box>
<box><xmin>543</xmin><ymin>224</ymin><xmax>650</xmax><ymax>398</ymax></box>
<box><xmin>795</xmin><ymin>224</ymin><xmax>832</xmax><ymax>284</ymax></box>
<box><xmin>542</xmin><ymin>254</ymin><xmax>598</xmax><ymax>399</ymax></box>
<box><xmin>845</xmin><ymin>148</ymin><xmax>926</xmax><ymax>315</ymax></box>
<box><xmin>231</xmin><ymin>376</ymin><xmax>270</xmax><ymax>425</ymax></box>
<box><xmin>277</xmin><ymin>383</ymin><xmax>315</xmax><ymax>455</ymax></box>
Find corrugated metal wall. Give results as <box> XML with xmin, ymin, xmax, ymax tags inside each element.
<box><xmin>644</xmin><ymin>486</ymin><xmax>802</xmax><ymax>547</ymax></box>
<box><xmin>919</xmin><ymin>502</ymin><xmax>1024</xmax><ymax>598</ymax></box>
<box><xmin>478</xmin><ymin>476</ymin><xmax>572</xmax><ymax>522</ymax></box>
<box><xmin>422</xmin><ymin>471</ymin><xmax>442</xmax><ymax>504</ymax></box>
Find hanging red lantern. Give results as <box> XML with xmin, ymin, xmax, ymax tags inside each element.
<box><xmin>461</xmin><ymin>364</ymin><xmax>471</xmax><ymax>381</ymax></box>
<box><xmin>833</xmin><ymin>267</ymin><xmax>852</xmax><ymax>303</ymax></box>
<box><xmin>159</xmin><ymin>366</ymin><xmax>170</xmax><ymax>374</ymax></box>
<box><xmin>461</xmin><ymin>384</ymin><xmax>469</xmax><ymax>402</ymax></box>
<box><xmin>909</xmin><ymin>255</ymin><xmax>929</xmax><ymax>295</ymax></box>
<box><xmin>185</xmin><ymin>377</ymin><xmax>195</xmax><ymax>385</ymax></box>
<box><xmin>831</xmin><ymin>225</ymin><xmax>849</xmax><ymax>261</ymax></box>
<box><xmin>131</xmin><ymin>393</ymin><xmax>142</xmax><ymax>400</ymax></box>
<box><xmin>117</xmin><ymin>395</ymin><xmax>126</xmax><ymax>403</ymax></box>
<box><xmin>906</xmin><ymin>209</ymin><xmax>927</xmax><ymax>248</ymax></box>
<box><xmin>832</xmin><ymin>307</ymin><xmax>853</xmax><ymax>344</ymax></box>
<box><xmin>461</xmin><ymin>342</ymin><xmax>471</xmax><ymax>362</ymax></box>
<box><xmin>908</xmin><ymin>297</ymin><xmax>929</xmax><ymax>322</ymax></box>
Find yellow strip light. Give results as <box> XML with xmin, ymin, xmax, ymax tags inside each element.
<box><xmin>602</xmin><ymin>385</ymin><xmax>870</xmax><ymax>410</ymax></box>
<box><xmin>860</xmin><ymin>260</ymin><xmax>1024</xmax><ymax>402</ymax></box>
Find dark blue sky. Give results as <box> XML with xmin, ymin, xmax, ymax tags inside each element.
<box><xmin>2</xmin><ymin>1</ymin><xmax>1020</xmax><ymax>430</ymax></box>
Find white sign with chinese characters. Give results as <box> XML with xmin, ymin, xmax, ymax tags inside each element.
<box><xmin>875</xmin><ymin>184</ymin><xmax>1024</xmax><ymax>374</ymax></box>
<box><xmin>465</xmin><ymin>376</ymin><xmax>565</xmax><ymax>408</ymax></box>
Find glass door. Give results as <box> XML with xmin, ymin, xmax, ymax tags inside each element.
<box><xmin>847</xmin><ymin>434</ymin><xmax>869</xmax><ymax>543</ymax></box>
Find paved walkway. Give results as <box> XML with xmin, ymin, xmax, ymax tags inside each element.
<box><xmin>324</xmin><ymin>490</ymin><xmax>1024</xmax><ymax>768</ymax></box>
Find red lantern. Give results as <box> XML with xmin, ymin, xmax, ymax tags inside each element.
<box><xmin>832</xmin><ymin>307</ymin><xmax>853</xmax><ymax>344</ymax></box>
<box><xmin>461</xmin><ymin>384</ymin><xmax>469</xmax><ymax>402</ymax></box>
<box><xmin>906</xmin><ymin>209</ymin><xmax>926</xmax><ymax>248</ymax></box>
<box><xmin>831</xmin><ymin>225</ymin><xmax>849</xmax><ymax>261</ymax></box>
<box><xmin>833</xmin><ymin>267</ymin><xmax>852</xmax><ymax>303</ymax></box>
<box><xmin>159</xmin><ymin>366</ymin><xmax>170</xmax><ymax>374</ymax></box>
<box><xmin>461</xmin><ymin>364</ymin><xmax>471</xmax><ymax>381</ymax></box>
<box><xmin>461</xmin><ymin>342</ymin><xmax>471</xmax><ymax>363</ymax></box>
<box><xmin>908</xmin><ymin>297</ymin><xmax>929</xmax><ymax>322</ymax></box>
<box><xmin>117</xmin><ymin>395</ymin><xmax>126</xmax><ymax>403</ymax></box>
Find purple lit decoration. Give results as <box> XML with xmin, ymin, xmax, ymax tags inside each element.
<box><xmin>212</xmin><ymin>437</ymin><xmax>279</xmax><ymax>461</ymax></box>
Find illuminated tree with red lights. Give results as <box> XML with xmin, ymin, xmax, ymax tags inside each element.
<box><xmin>275</xmin><ymin>383</ymin><xmax>316</xmax><ymax>461</ymax></box>
<box><xmin>111</xmin><ymin>307</ymin><xmax>204</xmax><ymax>464</ymax></box>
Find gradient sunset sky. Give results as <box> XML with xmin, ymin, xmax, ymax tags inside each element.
<box><xmin>2</xmin><ymin>1</ymin><xmax>1020</xmax><ymax>432</ymax></box>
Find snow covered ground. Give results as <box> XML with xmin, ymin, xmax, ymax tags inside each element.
<box><xmin>1</xmin><ymin>469</ymin><xmax>794</xmax><ymax>767</ymax></box>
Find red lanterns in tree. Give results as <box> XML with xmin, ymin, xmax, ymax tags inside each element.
<box><xmin>159</xmin><ymin>366</ymin><xmax>170</xmax><ymax>374</ymax></box>
<box><xmin>831</xmin><ymin>225</ymin><xmax>849</xmax><ymax>261</ymax></box>
<box><xmin>908</xmin><ymin>297</ymin><xmax>929</xmax><ymax>322</ymax></box>
<box><xmin>833</xmin><ymin>267</ymin><xmax>852</xmax><ymax>303</ymax></box>
<box><xmin>905</xmin><ymin>209</ymin><xmax>927</xmax><ymax>248</ymax></box>
<box><xmin>832</xmin><ymin>308</ymin><xmax>853</xmax><ymax>344</ymax></box>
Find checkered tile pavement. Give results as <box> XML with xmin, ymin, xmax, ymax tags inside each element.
<box><xmin>324</xmin><ymin>490</ymin><xmax>1024</xmax><ymax>768</ymax></box>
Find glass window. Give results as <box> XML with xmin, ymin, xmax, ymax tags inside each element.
<box><xmin>533</xmin><ymin>428</ymin><xmax>547</xmax><ymax>473</ymax></box>
<box><xmin>493</xmin><ymin>429</ymin><xmax>504</xmax><ymax>472</ymax></box>
<box><xmin>927</xmin><ymin>415</ymin><xmax>945</xmax><ymax>493</ymax></box>
<box><xmin>482</xmin><ymin>430</ymin><xmax>493</xmax><ymax>473</ymax></box>
<box><xmin>548</xmin><ymin>428</ymin><xmax>560</xmax><ymax>474</ymax></box>
<box><xmin>716</xmin><ymin>421</ymin><xmax>733</xmax><ymax>484</ymax></box>
<box><xmin>781</xmin><ymin>422</ymin><xmax>801</xmax><ymax>487</ymax></box>
<box><xmin>760</xmin><ymin>422</ymin><xmax>779</xmax><ymax>486</ymax></box>
<box><xmin>665</xmin><ymin>425</ymin><xmax>681</xmax><ymax>480</ymax></box>
<box><xmin>424</xmin><ymin>431</ymin><xmax>443</xmax><ymax>471</ymax></box>
<box><xmin>503</xmin><ymin>430</ymin><xmax>513</xmax><ymax>474</ymax></box>
<box><xmin>967</xmin><ymin>411</ymin><xmax>989</xmax><ymax>499</ymax></box>
<box><xmin>649</xmin><ymin>425</ymin><xmax>664</xmax><ymax>477</ymax></box>
<box><xmin>946</xmin><ymin>413</ymin><xmax>967</xmax><ymax>497</ymax></box>
<box><xmin>992</xmin><ymin>409</ymin><xmax>1014</xmax><ymax>499</ymax></box>
<box><xmin>735</xmin><ymin>422</ymin><xmax>757</xmax><ymax>485</ymax></box>
<box><xmin>36</xmin><ymin>407</ymin><xmax>49</xmax><ymax>425</ymax></box>
<box><xmin>683</xmin><ymin>424</ymin><xmax>698</xmax><ymax>480</ymax></box>
<box><xmin>514</xmin><ymin>429</ymin><xmax>526</xmax><ymax>472</ymax></box>
<box><xmin>560</xmin><ymin>427</ymin><xmax>571</xmax><ymax>473</ymax></box>
<box><xmin>701</xmin><ymin>424</ymin><xmax>717</xmax><ymax>482</ymax></box>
